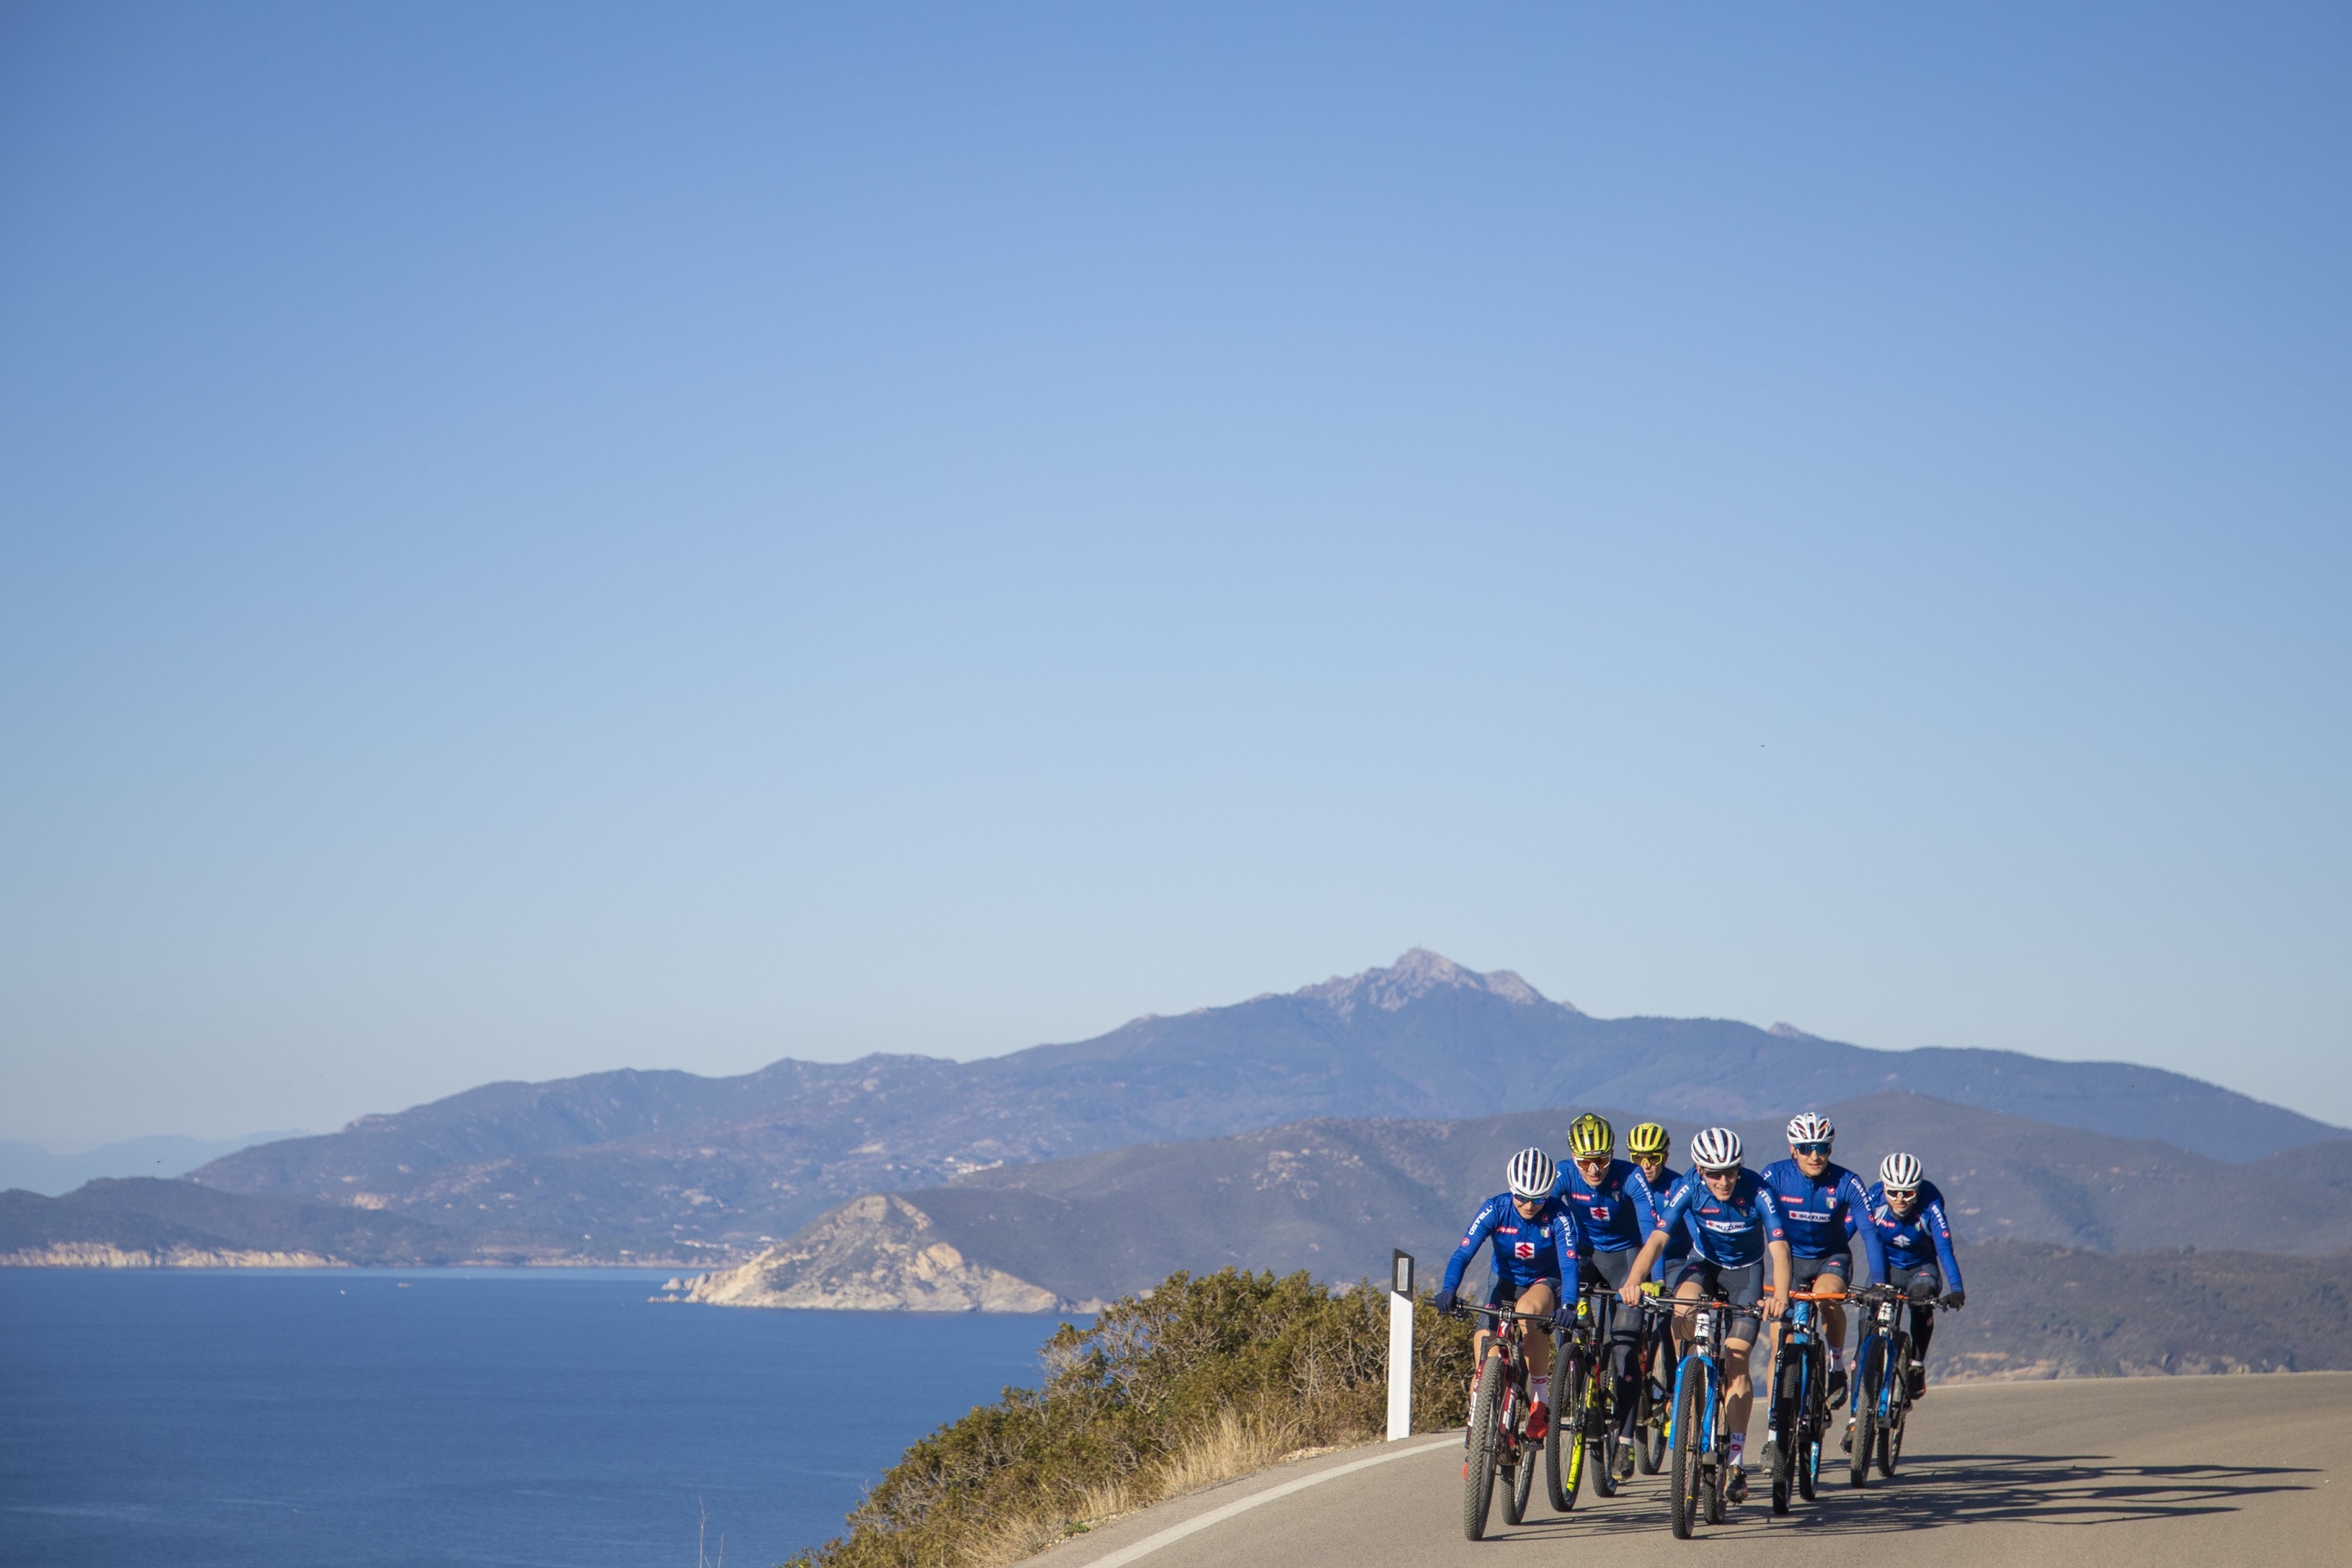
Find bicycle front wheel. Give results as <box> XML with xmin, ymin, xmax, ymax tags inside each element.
<box><xmin>1669</xmin><ymin>1365</ymin><xmax>1702</xmax><ymax>1540</ymax></box>
<box><xmin>1547</xmin><ymin>1346</ymin><xmax>1584</xmax><ymax>1512</ymax></box>
<box><xmin>1463</xmin><ymin>1355</ymin><xmax>1506</xmax><ymax>1540</ymax></box>
<box><xmin>1769</xmin><ymin>1354</ymin><xmax>1801</xmax><ymax>1516</ymax></box>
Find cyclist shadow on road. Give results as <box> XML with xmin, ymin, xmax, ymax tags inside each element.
<box><xmin>1461</xmin><ymin>1451</ymin><xmax>2318</xmax><ymax>1543</ymax></box>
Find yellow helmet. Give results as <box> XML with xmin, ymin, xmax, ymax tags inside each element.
<box><xmin>1628</xmin><ymin>1122</ymin><xmax>1671</xmax><ymax>1159</ymax></box>
<box><xmin>1568</xmin><ymin>1113</ymin><xmax>1615</xmax><ymax>1159</ymax></box>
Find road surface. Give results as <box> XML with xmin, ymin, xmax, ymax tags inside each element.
<box><xmin>1023</xmin><ymin>1372</ymin><xmax>2350</xmax><ymax>1568</ymax></box>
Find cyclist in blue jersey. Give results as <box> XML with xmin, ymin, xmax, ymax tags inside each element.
<box><xmin>1617</xmin><ymin>1126</ymin><xmax>1791</xmax><ymax>1503</ymax></box>
<box><xmin>1555</xmin><ymin>1113</ymin><xmax>1664</xmax><ymax>1478</ymax></box>
<box><xmin>1627</xmin><ymin>1122</ymin><xmax>1690</xmax><ymax>1282</ymax></box>
<box><xmin>1862</xmin><ymin>1152</ymin><xmax>1965</xmax><ymax>1401</ymax></box>
<box><xmin>1436</xmin><ymin>1147</ymin><xmax>1584</xmax><ymax>1441</ymax></box>
<box><xmin>1758</xmin><ymin>1111</ymin><xmax>1887</xmax><ymax>1403</ymax></box>
<box><xmin>1625</xmin><ymin>1121</ymin><xmax>1685</xmax><ymax>1409</ymax></box>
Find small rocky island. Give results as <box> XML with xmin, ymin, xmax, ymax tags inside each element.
<box><xmin>679</xmin><ymin>1193</ymin><xmax>1089</xmax><ymax>1313</ymax></box>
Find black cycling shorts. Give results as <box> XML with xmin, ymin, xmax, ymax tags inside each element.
<box><xmin>1579</xmin><ymin>1248</ymin><xmax>1640</xmax><ymax>1295</ymax></box>
<box><xmin>1789</xmin><ymin>1251</ymin><xmax>1852</xmax><ymax>1290</ymax></box>
<box><xmin>1672</xmin><ymin>1258</ymin><xmax>1766</xmax><ymax>1344</ymax></box>
<box><xmin>1484</xmin><ymin>1276</ymin><xmax>1563</xmax><ymax>1313</ymax></box>
<box><xmin>1887</xmin><ymin>1263</ymin><xmax>1942</xmax><ymax>1300</ymax></box>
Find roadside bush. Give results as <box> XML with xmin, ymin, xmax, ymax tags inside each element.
<box><xmin>787</xmin><ymin>1267</ymin><xmax>1475</xmax><ymax>1568</ymax></box>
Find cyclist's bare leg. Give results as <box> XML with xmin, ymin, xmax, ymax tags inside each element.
<box><xmin>1722</xmin><ymin>1334</ymin><xmax>1757</xmax><ymax>1446</ymax></box>
<box><xmin>1515</xmin><ymin>1280</ymin><xmax>1557</xmax><ymax>1382</ymax></box>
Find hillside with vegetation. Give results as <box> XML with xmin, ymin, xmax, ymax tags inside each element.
<box><xmin>787</xmin><ymin>1268</ymin><xmax>1475</xmax><ymax>1568</ymax></box>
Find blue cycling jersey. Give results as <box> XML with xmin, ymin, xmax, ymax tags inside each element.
<box><xmin>1862</xmin><ymin>1179</ymin><xmax>1964</xmax><ymax>1292</ymax></box>
<box><xmin>1440</xmin><ymin>1191</ymin><xmax>1585</xmax><ymax>1298</ymax></box>
<box><xmin>1651</xmin><ymin>1168</ymin><xmax>1789</xmax><ymax>1269</ymax></box>
<box><xmin>1552</xmin><ymin>1157</ymin><xmax>1662</xmax><ymax>1253</ymax></box>
<box><xmin>1646</xmin><ymin>1165</ymin><xmax>1693</xmax><ymax>1270</ymax></box>
<box><xmin>1758</xmin><ymin>1157</ymin><xmax>1888</xmax><ymax>1283</ymax></box>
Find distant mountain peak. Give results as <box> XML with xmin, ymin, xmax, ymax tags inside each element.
<box><xmin>1297</xmin><ymin>949</ymin><xmax>1564</xmax><ymax>1018</ymax></box>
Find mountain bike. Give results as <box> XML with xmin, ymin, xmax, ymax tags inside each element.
<box><xmin>1463</xmin><ymin>1306</ymin><xmax>1555</xmax><ymax>1539</ymax></box>
<box><xmin>1846</xmin><ymin>1282</ymin><xmax>1936</xmax><ymax>1487</ymax></box>
<box><xmin>1763</xmin><ymin>1289</ymin><xmax>1838</xmax><ymax>1514</ymax></box>
<box><xmin>1544</xmin><ymin>1283</ymin><xmax>1623</xmax><ymax>1511</ymax></box>
<box><xmin>1665</xmin><ymin>1293</ymin><xmax>1739</xmax><ymax>1539</ymax></box>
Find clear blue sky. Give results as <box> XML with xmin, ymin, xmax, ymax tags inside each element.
<box><xmin>3</xmin><ymin>2</ymin><xmax>2346</xmax><ymax>1148</ymax></box>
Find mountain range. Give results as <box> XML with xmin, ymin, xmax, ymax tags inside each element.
<box><xmin>176</xmin><ymin>951</ymin><xmax>2346</xmax><ymax>1261</ymax></box>
<box><xmin>687</xmin><ymin>1088</ymin><xmax>2352</xmax><ymax>1309</ymax></box>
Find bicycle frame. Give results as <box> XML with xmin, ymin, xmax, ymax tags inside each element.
<box><xmin>1767</xmin><ymin>1290</ymin><xmax>1836</xmax><ymax>1511</ymax></box>
<box><xmin>1672</xmin><ymin>1298</ymin><xmax>1728</xmax><ymax>1456</ymax></box>
<box><xmin>1851</xmin><ymin>1288</ymin><xmax>1921</xmax><ymax>1423</ymax></box>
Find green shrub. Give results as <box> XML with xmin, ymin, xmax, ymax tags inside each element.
<box><xmin>788</xmin><ymin>1268</ymin><xmax>1475</xmax><ymax>1568</ymax></box>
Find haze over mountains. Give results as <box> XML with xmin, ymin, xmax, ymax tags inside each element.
<box><xmin>0</xmin><ymin>1132</ymin><xmax>302</xmax><ymax>1196</ymax></box>
<box><xmin>175</xmin><ymin>951</ymin><xmax>2346</xmax><ymax>1261</ymax></box>
<box><xmin>803</xmin><ymin>1089</ymin><xmax>2352</xmax><ymax>1307</ymax></box>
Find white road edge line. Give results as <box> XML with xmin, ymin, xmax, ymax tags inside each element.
<box><xmin>1072</xmin><ymin>1436</ymin><xmax>1457</xmax><ymax>1568</ymax></box>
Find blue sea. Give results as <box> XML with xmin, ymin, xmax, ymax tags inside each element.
<box><xmin>0</xmin><ymin>1269</ymin><xmax>1078</xmax><ymax>1567</ymax></box>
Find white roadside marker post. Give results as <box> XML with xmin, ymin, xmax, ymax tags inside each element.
<box><xmin>1387</xmin><ymin>1250</ymin><xmax>1414</xmax><ymax>1441</ymax></box>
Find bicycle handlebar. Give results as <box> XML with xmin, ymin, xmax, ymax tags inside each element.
<box><xmin>1466</xmin><ymin>1306</ymin><xmax>1558</xmax><ymax>1326</ymax></box>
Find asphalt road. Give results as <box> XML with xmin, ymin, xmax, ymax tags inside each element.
<box><xmin>1023</xmin><ymin>1373</ymin><xmax>2351</xmax><ymax>1568</ymax></box>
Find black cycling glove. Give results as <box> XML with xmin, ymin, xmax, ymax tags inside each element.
<box><xmin>1433</xmin><ymin>1287</ymin><xmax>1459</xmax><ymax>1317</ymax></box>
<box><xmin>1942</xmin><ymin>1289</ymin><xmax>1965</xmax><ymax>1310</ymax></box>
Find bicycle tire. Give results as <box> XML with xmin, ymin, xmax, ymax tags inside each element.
<box><xmin>1463</xmin><ymin>1354</ymin><xmax>1505</xmax><ymax>1540</ymax></box>
<box><xmin>1669</xmin><ymin>1362</ymin><xmax>1702</xmax><ymax>1540</ymax></box>
<box><xmin>1769</xmin><ymin>1353</ymin><xmax>1801</xmax><ymax>1515</ymax></box>
<box><xmin>1797</xmin><ymin>1344</ymin><xmax>1823</xmax><ymax>1503</ymax></box>
<box><xmin>1505</xmin><ymin>1437</ymin><xmax>1536</xmax><ymax>1524</ymax></box>
<box><xmin>1548</xmin><ymin>1344</ymin><xmax>1584</xmax><ymax>1512</ymax></box>
<box><xmin>1704</xmin><ymin>1448</ymin><xmax>1726</xmax><ymax>1525</ymax></box>
<box><xmin>1848</xmin><ymin>1337</ymin><xmax>1881</xmax><ymax>1489</ymax></box>
<box><xmin>1587</xmin><ymin>1349</ymin><xmax>1621</xmax><ymax>1500</ymax></box>
<box><xmin>1878</xmin><ymin>1339</ymin><xmax>1908</xmax><ymax>1479</ymax></box>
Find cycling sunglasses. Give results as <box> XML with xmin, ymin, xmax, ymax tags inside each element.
<box><xmin>1698</xmin><ymin>1164</ymin><xmax>1740</xmax><ymax>1178</ymax></box>
<box><xmin>1883</xmin><ymin>1186</ymin><xmax>1918</xmax><ymax>1201</ymax></box>
<box><xmin>1791</xmin><ymin>1141</ymin><xmax>1832</xmax><ymax>1156</ymax></box>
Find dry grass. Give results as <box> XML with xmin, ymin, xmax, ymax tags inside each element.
<box><xmin>957</xmin><ymin>1412</ymin><xmax>1370</xmax><ymax>1568</ymax></box>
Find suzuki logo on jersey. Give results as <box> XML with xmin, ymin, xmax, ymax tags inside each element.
<box><xmin>1789</xmin><ymin>1209</ymin><xmax>1832</xmax><ymax>1223</ymax></box>
<box><xmin>1703</xmin><ymin>1219</ymin><xmax>1747</xmax><ymax>1233</ymax></box>
<box><xmin>1587</xmin><ymin>1204</ymin><xmax>1611</xmax><ymax>1221</ymax></box>
<box><xmin>1513</xmin><ymin>1241</ymin><xmax>1536</xmax><ymax>1260</ymax></box>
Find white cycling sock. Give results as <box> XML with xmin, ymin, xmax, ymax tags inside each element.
<box><xmin>1828</xmin><ymin>1348</ymin><xmax>1844</xmax><ymax>1370</ymax></box>
<box><xmin>1531</xmin><ymin>1376</ymin><xmax>1549</xmax><ymax>1404</ymax></box>
<box><xmin>1727</xmin><ymin>1433</ymin><xmax>1746</xmax><ymax>1468</ymax></box>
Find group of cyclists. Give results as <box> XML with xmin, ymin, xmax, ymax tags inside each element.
<box><xmin>1434</xmin><ymin>1110</ymin><xmax>1965</xmax><ymax>1512</ymax></box>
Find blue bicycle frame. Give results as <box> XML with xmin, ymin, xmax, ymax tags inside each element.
<box><xmin>1671</xmin><ymin>1317</ymin><xmax>1724</xmax><ymax>1454</ymax></box>
<box><xmin>1850</xmin><ymin>1289</ymin><xmax>1905</xmax><ymax>1423</ymax></box>
<box><xmin>1665</xmin><ymin>1296</ymin><xmax>1734</xmax><ymax>1536</ymax></box>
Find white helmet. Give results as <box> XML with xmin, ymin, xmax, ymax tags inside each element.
<box><xmin>1507</xmin><ymin>1147</ymin><xmax>1558</xmax><ymax>1200</ymax></box>
<box><xmin>1879</xmin><ymin>1152</ymin><xmax>1924</xmax><ymax>1190</ymax></box>
<box><xmin>1786</xmin><ymin>1112</ymin><xmax>1834</xmax><ymax>1145</ymax></box>
<box><xmin>1689</xmin><ymin>1126</ymin><xmax>1743</xmax><ymax>1171</ymax></box>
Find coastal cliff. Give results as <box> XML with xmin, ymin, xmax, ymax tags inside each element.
<box><xmin>0</xmin><ymin>1241</ymin><xmax>338</xmax><ymax>1268</ymax></box>
<box><xmin>687</xmin><ymin>1193</ymin><xmax>1075</xmax><ymax>1312</ymax></box>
